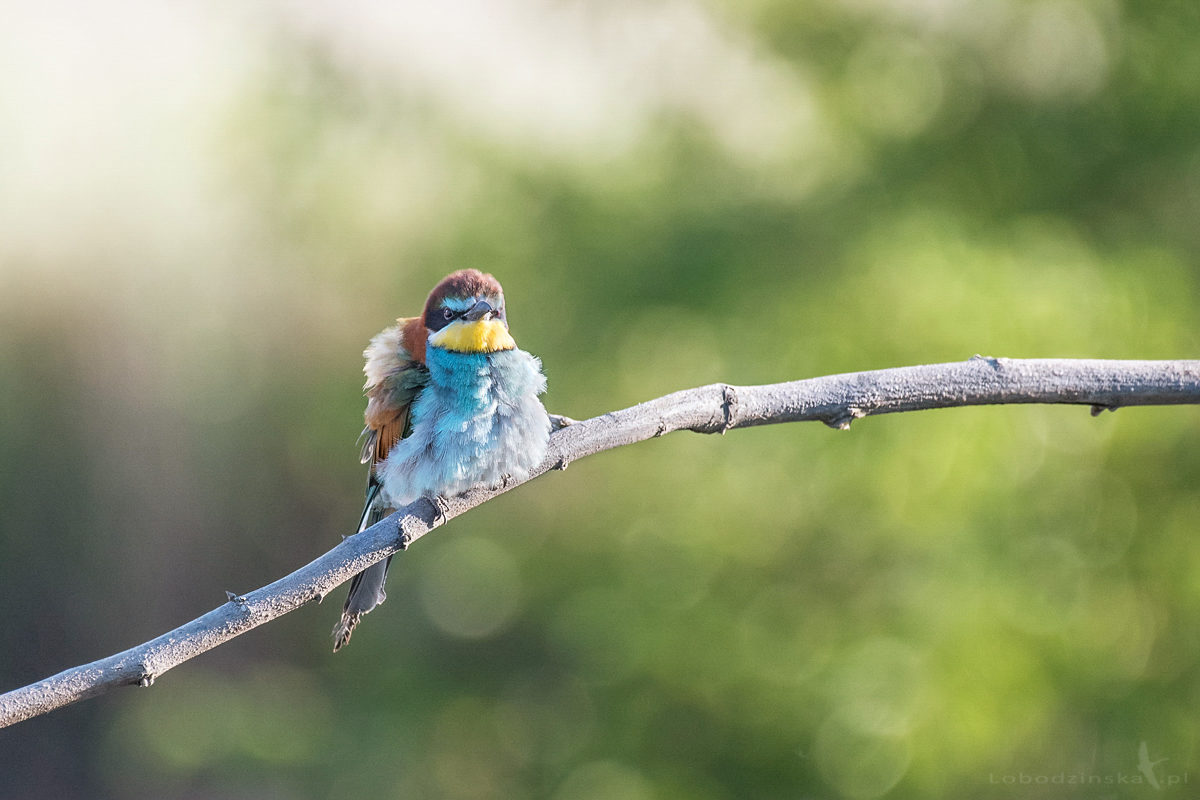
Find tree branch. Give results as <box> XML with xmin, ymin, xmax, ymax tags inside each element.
<box><xmin>3</xmin><ymin>357</ymin><xmax>1199</xmax><ymax>728</ymax></box>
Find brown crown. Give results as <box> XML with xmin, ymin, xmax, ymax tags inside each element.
<box><xmin>423</xmin><ymin>269</ymin><xmax>504</xmax><ymax>315</ymax></box>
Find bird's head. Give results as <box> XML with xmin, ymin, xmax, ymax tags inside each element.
<box><xmin>423</xmin><ymin>269</ymin><xmax>516</xmax><ymax>354</ymax></box>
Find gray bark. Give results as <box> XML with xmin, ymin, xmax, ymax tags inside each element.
<box><xmin>2</xmin><ymin>357</ymin><xmax>1199</xmax><ymax>728</ymax></box>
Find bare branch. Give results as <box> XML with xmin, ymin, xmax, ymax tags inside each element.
<box><xmin>3</xmin><ymin>357</ymin><xmax>1199</xmax><ymax>728</ymax></box>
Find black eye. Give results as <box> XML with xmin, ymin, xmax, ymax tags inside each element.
<box><xmin>442</xmin><ymin>308</ymin><xmax>454</xmax><ymax>320</ymax></box>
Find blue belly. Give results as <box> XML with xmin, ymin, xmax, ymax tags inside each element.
<box><xmin>376</xmin><ymin>346</ymin><xmax>550</xmax><ymax>506</ymax></box>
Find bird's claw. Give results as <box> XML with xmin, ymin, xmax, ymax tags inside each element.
<box><xmin>549</xmin><ymin>413</ymin><xmax>578</xmax><ymax>432</ymax></box>
<box><xmin>426</xmin><ymin>494</ymin><xmax>451</xmax><ymax>525</ymax></box>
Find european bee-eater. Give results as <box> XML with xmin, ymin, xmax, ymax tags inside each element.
<box><xmin>333</xmin><ymin>269</ymin><xmax>550</xmax><ymax>651</ymax></box>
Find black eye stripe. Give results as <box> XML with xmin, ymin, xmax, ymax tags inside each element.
<box><xmin>425</xmin><ymin>297</ymin><xmax>506</xmax><ymax>331</ymax></box>
<box><xmin>425</xmin><ymin>307</ymin><xmax>452</xmax><ymax>331</ymax></box>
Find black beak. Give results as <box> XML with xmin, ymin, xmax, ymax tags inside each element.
<box><xmin>462</xmin><ymin>299</ymin><xmax>494</xmax><ymax>321</ymax></box>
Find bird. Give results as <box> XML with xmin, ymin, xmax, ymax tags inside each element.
<box><xmin>332</xmin><ymin>269</ymin><xmax>551</xmax><ymax>651</ymax></box>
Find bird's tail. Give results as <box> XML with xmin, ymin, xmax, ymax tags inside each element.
<box><xmin>333</xmin><ymin>482</ymin><xmax>391</xmax><ymax>652</ymax></box>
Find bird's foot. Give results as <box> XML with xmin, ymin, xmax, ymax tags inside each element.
<box><xmin>549</xmin><ymin>413</ymin><xmax>578</xmax><ymax>432</ymax></box>
<box><xmin>426</xmin><ymin>494</ymin><xmax>451</xmax><ymax>525</ymax></box>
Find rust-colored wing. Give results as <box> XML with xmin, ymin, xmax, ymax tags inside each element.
<box><xmin>358</xmin><ymin>317</ymin><xmax>429</xmax><ymax>467</ymax></box>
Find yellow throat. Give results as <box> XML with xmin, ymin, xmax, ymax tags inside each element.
<box><xmin>430</xmin><ymin>319</ymin><xmax>516</xmax><ymax>353</ymax></box>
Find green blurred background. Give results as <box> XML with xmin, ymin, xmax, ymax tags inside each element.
<box><xmin>3</xmin><ymin>0</ymin><xmax>1200</xmax><ymax>797</ymax></box>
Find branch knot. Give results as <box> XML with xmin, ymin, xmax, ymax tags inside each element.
<box><xmin>721</xmin><ymin>385</ymin><xmax>739</xmax><ymax>434</ymax></box>
<box><xmin>824</xmin><ymin>407</ymin><xmax>867</xmax><ymax>431</ymax></box>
